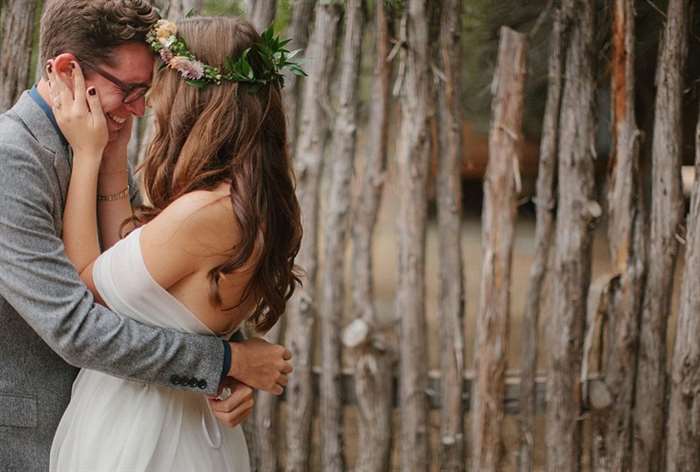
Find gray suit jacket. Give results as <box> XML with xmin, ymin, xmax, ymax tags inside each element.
<box><xmin>0</xmin><ymin>92</ymin><xmax>226</xmax><ymax>471</ymax></box>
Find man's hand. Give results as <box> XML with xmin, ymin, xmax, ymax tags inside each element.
<box><xmin>229</xmin><ymin>337</ymin><xmax>292</xmax><ymax>395</ymax></box>
<box><xmin>208</xmin><ymin>378</ymin><xmax>255</xmax><ymax>428</ymax></box>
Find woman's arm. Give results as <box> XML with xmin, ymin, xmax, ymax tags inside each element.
<box><xmin>96</xmin><ymin>161</ymin><xmax>137</xmax><ymax>249</ymax></box>
<box><xmin>48</xmin><ymin>62</ymin><xmax>107</xmax><ymax>295</ymax></box>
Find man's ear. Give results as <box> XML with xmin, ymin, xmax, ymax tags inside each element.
<box><xmin>50</xmin><ymin>53</ymin><xmax>78</xmax><ymax>90</ymax></box>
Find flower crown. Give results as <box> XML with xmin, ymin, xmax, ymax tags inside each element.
<box><xmin>146</xmin><ymin>19</ymin><xmax>306</xmax><ymax>91</ymax></box>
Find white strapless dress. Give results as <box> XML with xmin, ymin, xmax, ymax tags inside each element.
<box><xmin>50</xmin><ymin>227</ymin><xmax>249</xmax><ymax>472</ymax></box>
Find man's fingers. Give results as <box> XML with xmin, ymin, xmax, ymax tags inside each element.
<box><xmin>277</xmin><ymin>374</ymin><xmax>288</xmax><ymax>386</ymax></box>
<box><xmin>282</xmin><ymin>348</ymin><xmax>292</xmax><ymax>360</ymax></box>
<box><xmin>281</xmin><ymin>362</ymin><xmax>293</xmax><ymax>375</ymax></box>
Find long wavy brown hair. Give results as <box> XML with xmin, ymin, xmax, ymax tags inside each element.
<box><xmin>136</xmin><ymin>16</ymin><xmax>302</xmax><ymax>332</ymax></box>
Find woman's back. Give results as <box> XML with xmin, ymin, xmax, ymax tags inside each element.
<box><xmin>140</xmin><ymin>184</ymin><xmax>261</xmax><ymax>335</ymax></box>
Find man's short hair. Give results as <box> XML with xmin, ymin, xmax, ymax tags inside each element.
<box><xmin>40</xmin><ymin>0</ymin><xmax>160</xmax><ymax>74</ymax></box>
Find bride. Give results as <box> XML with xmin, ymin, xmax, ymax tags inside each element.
<box><xmin>48</xmin><ymin>16</ymin><xmax>302</xmax><ymax>471</ymax></box>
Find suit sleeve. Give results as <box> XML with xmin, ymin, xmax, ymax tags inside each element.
<box><xmin>0</xmin><ymin>144</ymin><xmax>224</xmax><ymax>395</ymax></box>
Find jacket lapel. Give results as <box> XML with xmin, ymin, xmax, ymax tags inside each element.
<box><xmin>11</xmin><ymin>92</ymin><xmax>71</xmax><ymax>203</ymax></box>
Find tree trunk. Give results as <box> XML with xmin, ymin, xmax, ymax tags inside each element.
<box><xmin>471</xmin><ymin>26</ymin><xmax>526</xmax><ymax>472</ymax></box>
<box><xmin>593</xmin><ymin>1</ymin><xmax>646</xmax><ymax>470</ymax></box>
<box><xmin>284</xmin><ymin>0</ymin><xmax>315</xmax><ymax>150</ymax></box>
<box><xmin>283</xmin><ymin>4</ymin><xmax>341</xmax><ymax>472</ymax></box>
<box><xmin>632</xmin><ymin>1</ymin><xmax>689</xmax><ymax>470</ymax></box>
<box><xmin>436</xmin><ymin>0</ymin><xmax>465</xmax><ymax>470</ymax></box>
<box><xmin>545</xmin><ymin>0</ymin><xmax>597</xmax><ymax>470</ymax></box>
<box><xmin>0</xmin><ymin>0</ymin><xmax>39</xmax><ymax>112</ymax></box>
<box><xmin>182</xmin><ymin>0</ymin><xmax>204</xmax><ymax>15</ymax></box>
<box><xmin>395</xmin><ymin>0</ymin><xmax>431</xmax><ymax>469</ymax></box>
<box><xmin>346</xmin><ymin>0</ymin><xmax>393</xmax><ymax>470</ymax></box>
<box><xmin>518</xmin><ymin>6</ymin><xmax>568</xmax><ymax>472</ymax></box>
<box><xmin>248</xmin><ymin>0</ymin><xmax>277</xmax><ymax>32</ymax></box>
<box><xmin>319</xmin><ymin>1</ymin><xmax>364</xmax><ymax>471</ymax></box>
<box><xmin>253</xmin><ymin>322</ymin><xmax>284</xmax><ymax>472</ymax></box>
<box><xmin>665</xmin><ymin>105</ymin><xmax>700</xmax><ymax>472</ymax></box>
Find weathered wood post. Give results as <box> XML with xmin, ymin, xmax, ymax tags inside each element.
<box><xmin>471</xmin><ymin>26</ymin><xmax>526</xmax><ymax>472</ymax></box>
<box><xmin>665</xmin><ymin>105</ymin><xmax>700</xmax><ymax>472</ymax></box>
<box><xmin>633</xmin><ymin>1</ymin><xmax>690</xmax><ymax>470</ymax></box>
<box><xmin>284</xmin><ymin>3</ymin><xmax>342</xmax><ymax>471</ymax></box>
<box><xmin>545</xmin><ymin>0</ymin><xmax>597</xmax><ymax>470</ymax></box>
<box><xmin>0</xmin><ymin>0</ymin><xmax>40</xmax><ymax>112</ymax></box>
<box><xmin>319</xmin><ymin>0</ymin><xmax>364</xmax><ymax>470</ymax></box>
<box><xmin>247</xmin><ymin>0</ymin><xmax>277</xmax><ymax>32</ymax></box>
<box><xmin>343</xmin><ymin>0</ymin><xmax>394</xmax><ymax>470</ymax></box>
<box><xmin>436</xmin><ymin>0</ymin><xmax>465</xmax><ymax>470</ymax></box>
<box><xmin>395</xmin><ymin>0</ymin><xmax>431</xmax><ymax>469</ymax></box>
<box><xmin>518</xmin><ymin>6</ymin><xmax>568</xmax><ymax>472</ymax></box>
<box><xmin>283</xmin><ymin>0</ymin><xmax>315</xmax><ymax>148</ymax></box>
<box><xmin>591</xmin><ymin>0</ymin><xmax>647</xmax><ymax>470</ymax></box>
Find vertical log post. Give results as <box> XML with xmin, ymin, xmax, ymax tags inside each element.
<box><xmin>254</xmin><ymin>1</ymin><xmax>307</xmax><ymax>462</ymax></box>
<box><xmin>436</xmin><ymin>0</ymin><xmax>465</xmax><ymax>470</ymax></box>
<box><xmin>665</xmin><ymin>105</ymin><xmax>700</xmax><ymax>472</ymax></box>
<box><xmin>545</xmin><ymin>0</ymin><xmax>597</xmax><ymax>470</ymax></box>
<box><xmin>471</xmin><ymin>26</ymin><xmax>526</xmax><ymax>472</ymax></box>
<box><xmin>248</xmin><ymin>0</ymin><xmax>278</xmax><ymax>32</ymax></box>
<box><xmin>633</xmin><ymin>1</ymin><xmax>689</xmax><ymax>470</ymax></box>
<box><xmin>518</xmin><ymin>7</ymin><xmax>568</xmax><ymax>472</ymax></box>
<box><xmin>395</xmin><ymin>0</ymin><xmax>431</xmax><ymax>469</ymax></box>
<box><xmin>284</xmin><ymin>4</ymin><xmax>342</xmax><ymax>471</ymax></box>
<box><xmin>284</xmin><ymin>0</ymin><xmax>315</xmax><ymax>148</ymax></box>
<box><xmin>0</xmin><ymin>0</ymin><xmax>39</xmax><ymax>112</ymax></box>
<box><xmin>594</xmin><ymin>1</ymin><xmax>647</xmax><ymax>470</ymax></box>
<box><xmin>344</xmin><ymin>0</ymin><xmax>394</xmax><ymax>470</ymax></box>
<box><xmin>320</xmin><ymin>1</ymin><xmax>364</xmax><ymax>470</ymax></box>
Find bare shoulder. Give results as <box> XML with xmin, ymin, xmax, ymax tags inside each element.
<box><xmin>140</xmin><ymin>188</ymin><xmax>240</xmax><ymax>271</ymax></box>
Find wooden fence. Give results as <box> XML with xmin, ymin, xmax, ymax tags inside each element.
<box><xmin>4</xmin><ymin>0</ymin><xmax>700</xmax><ymax>471</ymax></box>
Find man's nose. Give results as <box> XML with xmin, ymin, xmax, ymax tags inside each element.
<box><xmin>124</xmin><ymin>96</ymin><xmax>146</xmax><ymax>117</ymax></box>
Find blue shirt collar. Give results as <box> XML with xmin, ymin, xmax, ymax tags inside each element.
<box><xmin>29</xmin><ymin>84</ymin><xmax>67</xmax><ymax>146</ymax></box>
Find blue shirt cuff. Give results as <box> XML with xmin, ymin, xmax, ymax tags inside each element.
<box><xmin>220</xmin><ymin>340</ymin><xmax>231</xmax><ymax>385</ymax></box>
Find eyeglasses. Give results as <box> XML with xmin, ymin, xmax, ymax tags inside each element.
<box><xmin>79</xmin><ymin>59</ymin><xmax>150</xmax><ymax>105</ymax></box>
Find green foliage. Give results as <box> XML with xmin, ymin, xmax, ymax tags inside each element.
<box><xmin>203</xmin><ymin>0</ymin><xmax>245</xmax><ymax>17</ymax></box>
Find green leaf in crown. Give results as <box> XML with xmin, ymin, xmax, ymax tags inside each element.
<box><xmin>147</xmin><ymin>20</ymin><xmax>307</xmax><ymax>90</ymax></box>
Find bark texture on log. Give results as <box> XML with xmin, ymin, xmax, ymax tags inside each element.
<box><xmin>436</xmin><ymin>0</ymin><xmax>465</xmax><ymax>470</ymax></box>
<box><xmin>0</xmin><ymin>0</ymin><xmax>39</xmax><ymax>112</ymax></box>
<box><xmin>471</xmin><ymin>26</ymin><xmax>526</xmax><ymax>472</ymax></box>
<box><xmin>632</xmin><ymin>1</ymin><xmax>689</xmax><ymax>470</ymax></box>
<box><xmin>253</xmin><ymin>322</ymin><xmax>283</xmax><ymax>472</ymax></box>
<box><xmin>283</xmin><ymin>5</ymin><xmax>342</xmax><ymax>471</ymax></box>
<box><xmin>518</xmin><ymin>7</ymin><xmax>568</xmax><ymax>472</ymax></box>
<box><xmin>395</xmin><ymin>0</ymin><xmax>431</xmax><ymax>469</ymax></box>
<box><xmin>248</xmin><ymin>0</ymin><xmax>277</xmax><ymax>32</ymax></box>
<box><xmin>346</xmin><ymin>1</ymin><xmax>393</xmax><ymax>470</ymax></box>
<box><xmin>665</xmin><ymin>105</ymin><xmax>700</xmax><ymax>472</ymax></box>
<box><xmin>319</xmin><ymin>1</ymin><xmax>364</xmax><ymax>470</ymax></box>
<box><xmin>284</xmin><ymin>0</ymin><xmax>315</xmax><ymax>148</ymax></box>
<box><xmin>593</xmin><ymin>1</ymin><xmax>647</xmax><ymax>470</ymax></box>
<box><xmin>545</xmin><ymin>0</ymin><xmax>596</xmax><ymax>470</ymax></box>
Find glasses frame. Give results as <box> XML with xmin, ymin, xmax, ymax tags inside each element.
<box><xmin>79</xmin><ymin>59</ymin><xmax>151</xmax><ymax>105</ymax></box>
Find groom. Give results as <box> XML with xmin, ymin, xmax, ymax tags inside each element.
<box><xmin>0</xmin><ymin>1</ymin><xmax>291</xmax><ymax>470</ymax></box>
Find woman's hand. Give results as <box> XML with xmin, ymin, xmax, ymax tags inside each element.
<box><xmin>208</xmin><ymin>378</ymin><xmax>255</xmax><ymax>428</ymax></box>
<box><xmin>47</xmin><ymin>61</ymin><xmax>108</xmax><ymax>158</ymax></box>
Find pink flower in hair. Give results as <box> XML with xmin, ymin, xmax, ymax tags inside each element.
<box><xmin>160</xmin><ymin>48</ymin><xmax>173</xmax><ymax>63</ymax></box>
<box><xmin>169</xmin><ymin>56</ymin><xmax>205</xmax><ymax>80</ymax></box>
